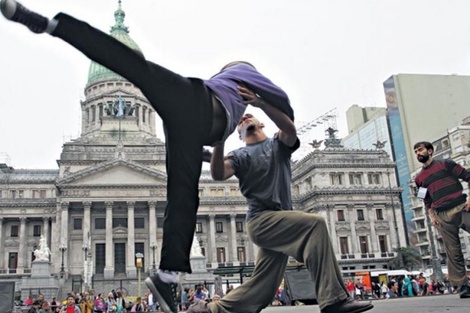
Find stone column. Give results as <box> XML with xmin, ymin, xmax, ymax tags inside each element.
<box><xmin>148</xmin><ymin>201</ymin><xmax>158</xmax><ymax>270</ymax></box>
<box><xmin>387</xmin><ymin>203</ymin><xmax>399</xmax><ymax>250</ymax></box>
<box><xmin>60</xmin><ymin>202</ymin><xmax>69</xmax><ymax>275</ymax></box>
<box><xmin>0</xmin><ymin>218</ymin><xmax>3</xmax><ymax>269</ymax></box>
<box><xmin>104</xmin><ymin>201</ymin><xmax>114</xmax><ymax>278</ymax></box>
<box><xmin>347</xmin><ymin>204</ymin><xmax>358</xmax><ymax>256</ymax></box>
<box><xmin>209</xmin><ymin>214</ymin><xmax>217</xmax><ymax>267</ymax></box>
<box><xmin>251</xmin><ymin>242</ymin><xmax>258</xmax><ymax>263</ymax></box>
<box><xmin>126</xmin><ymin>201</ymin><xmax>136</xmax><ymax>277</ymax></box>
<box><xmin>43</xmin><ymin>217</ymin><xmax>50</xmax><ymax>244</ymax></box>
<box><xmin>95</xmin><ymin>105</ymin><xmax>100</xmax><ymax>128</ymax></box>
<box><xmin>83</xmin><ymin>202</ymin><xmax>91</xmax><ymax>242</ymax></box>
<box><xmin>367</xmin><ymin>204</ymin><xmax>378</xmax><ymax>253</ymax></box>
<box><xmin>327</xmin><ymin>205</ymin><xmax>338</xmax><ymax>254</ymax></box>
<box><xmin>17</xmin><ymin>217</ymin><xmax>27</xmax><ymax>274</ymax></box>
<box><xmin>138</xmin><ymin>105</ymin><xmax>142</xmax><ymax>125</ymax></box>
<box><xmin>230</xmin><ymin>214</ymin><xmax>239</xmax><ymax>265</ymax></box>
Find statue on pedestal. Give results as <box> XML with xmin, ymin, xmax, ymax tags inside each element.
<box><xmin>190</xmin><ymin>236</ymin><xmax>203</xmax><ymax>257</ymax></box>
<box><xmin>33</xmin><ymin>235</ymin><xmax>52</xmax><ymax>261</ymax></box>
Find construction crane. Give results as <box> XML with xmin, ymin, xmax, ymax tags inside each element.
<box><xmin>293</xmin><ymin>108</ymin><xmax>338</xmax><ymax>161</ymax></box>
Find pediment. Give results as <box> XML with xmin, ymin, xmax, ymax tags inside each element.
<box><xmin>57</xmin><ymin>159</ymin><xmax>166</xmax><ymax>187</ymax></box>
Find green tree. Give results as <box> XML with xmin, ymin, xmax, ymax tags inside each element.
<box><xmin>388</xmin><ymin>247</ymin><xmax>422</xmax><ymax>271</ymax></box>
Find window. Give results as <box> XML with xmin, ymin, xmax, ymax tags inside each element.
<box><xmin>216</xmin><ymin>247</ymin><xmax>226</xmax><ymax>263</ymax></box>
<box><xmin>339</xmin><ymin>237</ymin><xmax>349</xmax><ymax>255</ymax></box>
<box><xmin>112</xmin><ymin>217</ymin><xmax>128</xmax><ymax>228</ymax></box>
<box><xmin>135</xmin><ymin>218</ymin><xmax>145</xmax><ymax>229</ymax></box>
<box><xmin>201</xmin><ymin>248</ymin><xmax>205</xmax><ymax>256</ymax></box>
<box><xmin>198</xmin><ymin>189</ymin><xmax>204</xmax><ymax>197</ymax></box>
<box><xmin>0</xmin><ymin>190</ymin><xmax>2</xmax><ymax>198</ymax></box>
<box><xmin>210</xmin><ymin>188</ymin><xmax>225</xmax><ymax>197</ymax></box>
<box><xmin>236</xmin><ymin>221</ymin><xmax>244</xmax><ymax>232</ymax></box>
<box><xmin>330</xmin><ymin>173</ymin><xmax>344</xmax><ymax>185</ymax></box>
<box><xmin>32</xmin><ymin>190</ymin><xmax>38</xmax><ymax>198</ymax></box>
<box><xmin>32</xmin><ymin>225</ymin><xmax>41</xmax><ymax>237</ymax></box>
<box><xmin>359</xmin><ymin>236</ymin><xmax>369</xmax><ymax>253</ymax></box>
<box><xmin>357</xmin><ymin>209</ymin><xmax>364</xmax><ymax>221</ymax></box>
<box><xmin>18</xmin><ymin>190</ymin><xmax>24</xmax><ymax>198</ymax></box>
<box><xmin>367</xmin><ymin>173</ymin><xmax>380</xmax><ymax>185</ymax></box>
<box><xmin>216</xmin><ymin>222</ymin><xmax>223</xmax><ymax>233</ymax></box>
<box><xmin>195</xmin><ymin>222</ymin><xmax>203</xmax><ymax>233</ymax></box>
<box><xmin>237</xmin><ymin>247</ymin><xmax>246</xmax><ymax>263</ymax></box>
<box><xmin>9</xmin><ymin>190</ymin><xmax>16</xmax><ymax>199</ymax></box>
<box><xmin>349</xmin><ymin>173</ymin><xmax>362</xmax><ymax>185</ymax></box>
<box><xmin>378</xmin><ymin>235</ymin><xmax>388</xmax><ymax>253</ymax></box>
<box><xmin>337</xmin><ymin>210</ymin><xmax>345</xmax><ymax>221</ymax></box>
<box><xmin>442</xmin><ymin>139</ymin><xmax>449</xmax><ymax>149</ymax></box>
<box><xmin>142</xmin><ymin>107</ymin><xmax>147</xmax><ymax>123</ymax></box>
<box><xmin>376</xmin><ymin>209</ymin><xmax>384</xmax><ymax>220</ymax></box>
<box><xmin>95</xmin><ymin>218</ymin><xmax>106</xmax><ymax>230</ymax></box>
<box><xmin>11</xmin><ymin>225</ymin><xmax>19</xmax><ymax>237</ymax></box>
<box><xmin>73</xmin><ymin>218</ymin><xmax>82</xmax><ymax>230</ymax></box>
<box><xmin>40</xmin><ymin>190</ymin><xmax>46</xmax><ymax>198</ymax></box>
<box><xmin>91</xmin><ymin>105</ymin><xmax>96</xmax><ymax>122</ymax></box>
<box><xmin>230</xmin><ymin>188</ymin><xmax>240</xmax><ymax>196</ymax></box>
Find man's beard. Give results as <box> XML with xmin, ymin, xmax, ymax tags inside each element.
<box><xmin>417</xmin><ymin>154</ymin><xmax>430</xmax><ymax>163</ymax></box>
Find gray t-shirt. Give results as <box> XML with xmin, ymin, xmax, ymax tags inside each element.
<box><xmin>228</xmin><ymin>135</ymin><xmax>299</xmax><ymax>220</ymax></box>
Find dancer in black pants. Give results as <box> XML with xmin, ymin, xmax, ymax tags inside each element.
<box><xmin>1</xmin><ymin>1</ymin><xmax>294</xmax><ymax>312</ymax></box>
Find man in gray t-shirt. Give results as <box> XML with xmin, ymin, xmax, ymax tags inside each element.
<box><xmin>189</xmin><ymin>86</ymin><xmax>373</xmax><ymax>313</ymax></box>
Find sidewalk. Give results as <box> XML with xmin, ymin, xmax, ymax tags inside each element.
<box><xmin>263</xmin><ymin>294</ymin><xmax>469</xmax><ymax>313</ymax></box>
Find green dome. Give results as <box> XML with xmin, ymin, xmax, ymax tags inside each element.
<box><xmin>86</xmin><ymin>1</ymin><xmax>144</xmax><ymax>87</ymax></box>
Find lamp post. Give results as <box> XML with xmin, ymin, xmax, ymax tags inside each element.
<box><xmin>59</xmin><ymin>244</ymin><xmax>67</xmax><ymax>278</ymax></box>
<box><xmin>150</xmin><ymin>244</ymin><xmax>157</xmax><ymax>273</ymax></box>
<box><xmin>386</xmin><ymin>169</ymin><xmax>404</xmax><ymax>269</ymax></box>
<box><xmin>136</xmin><ymin>253</ymin><xmax>144</xmax><ymax>296</ymax></box>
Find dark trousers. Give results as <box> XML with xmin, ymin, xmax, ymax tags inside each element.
<box><xmin>52</xmin><ymin>13</ymin><xmax>215</xmax><ymax>273</ymax></box>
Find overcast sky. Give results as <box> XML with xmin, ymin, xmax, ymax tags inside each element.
<box><xmin>1</xmin><ymin>0</ymin><xmax>470</xmax><ymax>169</ymax></box>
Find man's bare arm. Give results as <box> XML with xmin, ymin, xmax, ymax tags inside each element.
<box><xmin>210</xmin><ymin>144</ymin><xmax>235</xmax><ymax>181</ymax></box>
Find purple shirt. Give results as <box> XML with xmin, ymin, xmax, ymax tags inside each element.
<box><xmin>204</xmin><ymin>63</ymin><xmax>294</xmax><ymax>144</ymax></box>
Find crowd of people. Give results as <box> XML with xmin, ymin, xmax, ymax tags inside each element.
<box><xmin>345</xmin><ymin>273</ymin><xmax>469</xmax><ymax>301</ymax></box>
<box><xmin>19</xmin><ymin>284</ymin><xmax>222</xmax><ymax>313</ymax></box>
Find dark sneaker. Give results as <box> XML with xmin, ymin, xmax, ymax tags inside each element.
<box><xmin>0</xmin><ymin>0</ymin><xmax>48</xmax><ymax>33</ymax></box>
<box><xmin>322</xmin><ymin>297</ymin><xmax>373</xmax><ymax>313</ymax></box>
<box><xmin>187</xmin><ymin>300</ymin><xmax>210</xmax><ymax>313</ymax></box>
<box><xmin>145</xmin><ymin>275</ymin><xmax>177</xmax><ymax>313</ymax></box>
<box><xmin>459</xmin><ymin>284</ymin><xmax>470</xmax><ymax>299</ymax></box>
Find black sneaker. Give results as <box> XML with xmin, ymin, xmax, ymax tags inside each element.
<box><xmin>1</xmin><ymin>0</ymin><xmax>48</xmax><ymax>33</ymax></box>
<box><xmin>459</xmin><ymin>284</ymin><xmax>470</xmax><ymax>299</ymax></box>
<box><xmin>145</xmin><ymin>274</ymin><xmax>178</xmax><ymax>313</ymax></box>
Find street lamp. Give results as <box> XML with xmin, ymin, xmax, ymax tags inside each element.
<box><xmin>136</xmin><ymin>253</ymin><xmax>144</xmax><ymax>296</ymax></box>
<box><xmin>59</xmin><ymin>244</ymin><xmax>67</xmax><ymax>278</ymax></box>
<box><xmin>150</xmin><ymin>244</ymin><xmax>157</xmax><ymax>273</ymax></box>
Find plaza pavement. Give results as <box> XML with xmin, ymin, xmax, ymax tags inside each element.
<box><xmin>262</xmin><ymin>294</ymin><xmax>469</xmax><ymax>313</ymax></box>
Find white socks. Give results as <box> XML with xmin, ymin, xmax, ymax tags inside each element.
<box><xmin>157</xmin><ymin>269</ymin><xmax>176</xmax><ymax>283</ymax></box>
